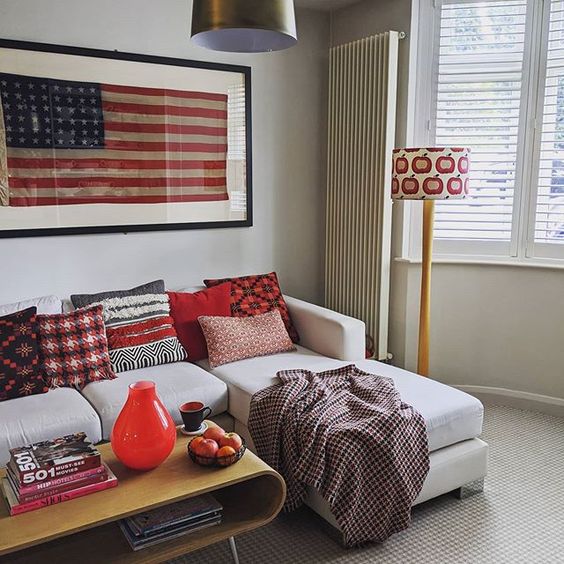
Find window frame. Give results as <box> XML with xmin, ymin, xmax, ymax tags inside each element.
<box><xmin>411</xmin><ymin>0</ymin><xmax>564</xmax><ymax>263</ymax></box>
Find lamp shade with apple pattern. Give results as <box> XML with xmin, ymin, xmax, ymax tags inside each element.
<box><xmin>391</xmin><ymin>147</ymin><xmax>470</xmax><ymax>200</ymax></box>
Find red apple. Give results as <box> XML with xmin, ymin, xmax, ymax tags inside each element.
<box><xmin>436</xmin><ymin>156</ymin><xmax>455</xmax><ymax>174</ymax></box>
<box><xmin>216</xmin><ymin>446</ymin><xmax>237</xmax><ymax>467</ymax></box>
<box><xmin>189</xmin><ymin>436</ymin><xmax>205</xmax><ymax>450</ymax></box>
<box><xmin>413</xmin><ymin>156</ymin><xmax>432</xmax><ymax>174</ymax></box>
<box><xmin>395</xmin><ymin>157</ymin><xmax>409</xmax><ymax>174</ymax></box>
<box><xmin>447</xmin><ymin>177</ymin><xmax>463</xmax><ymax>195</ymax></box>
<box><xmin>203</xmin><ymin>426</ymin><xmax>226</xmax><ymax>443</ymax></box>
<box><xmin>423</xmin><ymin>177</ymin><xmax>444</xmax><ymax>195</ymax></box>
<box><xmin>220</xmin><ymin>432</ymin><xmax>243</xmax><ymax>451</ymax></box>
<box><xmin>458</xmin><ymin>156</ymin><xmax>469</xmax><ymax>174</ymax></box>
<box><xmin>193</xmin><ymin>438</ymin><xmax>219</xmax><ymax>465</ymax></box>
<box><xmin>402</xmin><ymin>178</ymin><xmax>419</xmax><ymax>195</ymax></box>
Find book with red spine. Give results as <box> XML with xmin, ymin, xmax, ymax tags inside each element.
<box><xmin>7</xmin><ymin>463</ymin><xmax>106</xmax><ymax>497</ymax></box>
<box><xmin>7</xmin><ymin>467</ymin><xmax>108</xmax><ymax>503</ymax></box>
<box><xmin>1</xmin><ymin>464</ymin><xmax>118</xmax><ymax>516</ymax></box>
<box><xmin>9</xmin><ymin>432</ymin><xmax>101</xmax><ymax>484</ymax></box>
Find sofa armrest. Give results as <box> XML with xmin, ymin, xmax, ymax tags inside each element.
<box><xmin>284</xmin><ymin>296</ymin><xmax>365</xmax><ymax>361</ymax></box>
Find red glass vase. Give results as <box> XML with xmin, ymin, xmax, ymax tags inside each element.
<box><xmin>110</xmin><ymin>381</ymin><xmax>176</xmax><ymax>471</ymax></box>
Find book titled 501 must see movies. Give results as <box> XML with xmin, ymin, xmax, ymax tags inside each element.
<box><xmin>2</xmin><ymin>464</ymin><xmax>118</xmax><ymax>516</ymax></box>
<box><xmin>9</xmin><ymin>432</ymin><xmax>101</xmax><ymax>485</ymax></box>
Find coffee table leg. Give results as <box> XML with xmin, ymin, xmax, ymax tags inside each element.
<box><xmin>228</xmin><ymin>536</ymin><xmax>240</xmax><ymax>564</ymax></box>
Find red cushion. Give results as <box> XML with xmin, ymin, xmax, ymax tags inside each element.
<box><xmin>168</xmin><ymin>283</ymin><xmax>232</xmax><ymax>361</ymax></box>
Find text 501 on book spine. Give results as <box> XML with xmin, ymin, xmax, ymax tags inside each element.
<box><xmin>9</xmin><ymin>455</ymin><xmax>102</xmax><ymax>485</ymax></box>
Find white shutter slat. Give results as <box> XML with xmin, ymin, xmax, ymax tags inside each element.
<box><xmin>433</xmin><ymin>0</ymin><xmax>527</xmax><ymax>242</ymax></box>
<box><xmin>533</xmin><ymin>0</ymin><xmax>564</xmax><ymax>245</ymax></box>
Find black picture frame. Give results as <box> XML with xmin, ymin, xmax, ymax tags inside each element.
<box><xmin>0</xmin><ymin>39</ymin><xmax>253</xmax><ymax>238</ymax></box>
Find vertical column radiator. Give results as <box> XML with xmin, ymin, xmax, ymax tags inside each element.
<box><xmin>325</xmin><ymin>31</ymin><xmax>399</xmax><ymax>360</ymax></box>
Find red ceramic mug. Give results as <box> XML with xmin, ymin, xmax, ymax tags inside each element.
<box><xmin>180</xmin><ymin>401</ymin><xmax>212</xmax><ymax>431</ymax></box>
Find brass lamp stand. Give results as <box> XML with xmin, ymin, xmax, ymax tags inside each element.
<box><xmin>391</xmin><ymin>148</ymin><xmax>470</xmax><ymax>377</ymax></box>
<box><xmin>417</xmin><ymin>199</ymin><xmax>435</xmax><ymax>376</ymax></box>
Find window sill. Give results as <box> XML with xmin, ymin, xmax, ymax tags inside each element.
<box><xmin>394</xmin><ymin>256</ymin><xmax>564</xmax><ymax>271</ymax></box>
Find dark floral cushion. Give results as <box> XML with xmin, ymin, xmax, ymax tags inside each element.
<box><xmin>0</xmin><ymin>307</ymin><xmax>48</xmax><ymax>401</ymax></box>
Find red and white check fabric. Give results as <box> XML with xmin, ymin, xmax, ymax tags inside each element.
<box><xmin>37</xmin><ymin>305</ymin><xmax>116</xmax><ymax>390</ymax></box>
<box><xmin>248</xmin><ymin>364</ymin><xmax>430</xmax><ymax>547</ymax></box>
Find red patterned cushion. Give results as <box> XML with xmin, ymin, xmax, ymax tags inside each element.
<box><xmin>37</xmin><ymin>305</ymin><xmax>116</xmax><ymax>390</ymax></box>
<box><xmin>0</xmin><ymin>307</ymin><xmax>47</xmax><ymax>401</ymax></box>
<box><xmin>198</xmin><ymin>310</ymin><xmax>295</xmax><ymax>369</ymax></box>
<box><xmin>204</xmin><ymin>272</ymin><xmax>299</xmax><ymax>343</ymax></box>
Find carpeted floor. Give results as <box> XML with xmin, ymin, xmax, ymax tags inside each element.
<box><xmin>173</xmin><ymin>406</ymin><xmax>564</xmax><ymax>563</ymax></box>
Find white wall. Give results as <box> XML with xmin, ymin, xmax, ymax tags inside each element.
<box><xmin>332</xmin><ymin>0</ymin><xmax>564</xmax><ymax>403</ymax></box>
<box><xmin>0</xmin><ymin>0</ymin><xmax>329</xmax><ymax>304</ymax></box>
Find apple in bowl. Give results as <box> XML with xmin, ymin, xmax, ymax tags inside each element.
<box><xmin>188</xmin><ymin>428</ymin><xmax>245</xmax><ymax>468</ymax></box>
<box><xmin>203</xmin><ymin>426</ymin><xmax>226</xmax><ymax>443</ymax></box>
<box><xmin>220</xmin><ymin>433</ymin><xmax>243</xmax><ymax>451</ymax></box>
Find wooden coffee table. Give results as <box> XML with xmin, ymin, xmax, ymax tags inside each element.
<box><xmin>0</xmin><ymin>422</ymin><xmax>286</xmax><ymax>563</ymax></box>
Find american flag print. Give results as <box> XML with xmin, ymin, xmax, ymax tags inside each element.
<box><xmin>0</xmin><ymin>72</ymin><xmax>229</xmax><ymax>207</ymax></box>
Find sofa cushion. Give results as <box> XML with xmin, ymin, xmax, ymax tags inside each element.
<box><xmin>199</xmin><ymin>310</ymin><xmax>295</xmax><ymax>369</ymax></box>
<box><xmin>168</xmin><ymin>283</ymin><xmax>231</xmax><ymax>361</ymax></box>
<box><xmin>204</xmin><ymin>272</ymin><xmax>300</xmax><ymax>343</ymax></box>
<box><xmin>0</xmin><ymin>307</ymin><xmax>48</xmax><ymax>401</ymax></box>
<box><xmin>0</xmin><ymin>388</ymin><xmax>102</xmax><ymax>466</ymax></box>
<box><xmin>196</xmin><ymin>346</ymin><xmax>484</xmax><ymax>452</ymax></box>
<box><xmin>71</xmin><ymin>280</ymin><xmax>186</xmax><ymax>373</ymax></box>
<box><xmin>0</xmin><ymin>295</ymin><xmax>62</xmax><ymax>317</ymax></box>
<box><xmin>38</xmin><ymin>305</ymin><xmax>116</xmax><ymax>390</ymax></box>
<box><xmin>82</xmin><ymin>362</ymin><xmax>229</xmax><ymax>439</ymax></box>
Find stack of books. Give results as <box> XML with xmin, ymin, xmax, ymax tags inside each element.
<box><xmin>119</xmin><ymin>494</ymin><xmax>223</xmax><ymax>551</ymax></box>
<box><xmin>2</xmin><ymin>432</ymin><xmax>117</xmax><ymax>516</ymax></box>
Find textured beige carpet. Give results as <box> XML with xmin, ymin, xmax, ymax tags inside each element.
<box><xmin>173</xmin><ymin>406</ymin><xmax>564</xmax><ymax>563</ymax></box>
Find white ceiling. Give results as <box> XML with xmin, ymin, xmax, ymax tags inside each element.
<box><xmin>295</xmin><ymin>0</ymin><xmax>361</xmax><ymax>11</ymax></box>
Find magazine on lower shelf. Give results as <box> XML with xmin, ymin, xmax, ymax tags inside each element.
<box><xmin>119</xmin><ymin>494</ymin><xmax>223</xmax><ymax>551</ymax></box>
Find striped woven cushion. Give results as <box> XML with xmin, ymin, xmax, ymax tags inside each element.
<box><xmin>71</xmin><ymin>280</ymin><xmax>186</xmax><ymax>373</ymax></box>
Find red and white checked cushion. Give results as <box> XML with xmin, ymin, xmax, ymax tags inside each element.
<box><xmin>204</xmin><ymin>272</ymin><xmax>299</xmax><ymax>343</ymax></box>
<box><xmin>37</xmin><ymin>305</ymin><xmax>116</xmax><ymax>390</ymax></box>
<box><xmin>198</xmin><ymin>310</ymin><xmax>295</xmax><ymax>369</ymax></box>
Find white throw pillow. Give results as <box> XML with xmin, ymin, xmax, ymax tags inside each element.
<box><xmin>0</xmin><ymin>295</ymin><xmax>62</xmax><ymax>316</ymax></box>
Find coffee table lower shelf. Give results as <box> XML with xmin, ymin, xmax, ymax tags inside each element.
<box><xmin>2</xmin><ymin>473</ymin><xmax>284</xmax><ymax>564</ymax></box>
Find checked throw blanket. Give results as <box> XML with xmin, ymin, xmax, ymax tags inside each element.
<box><xmin>248</xmin><ymin>365</ymin><xmax>430</xmax><ymax>547</ymax></box>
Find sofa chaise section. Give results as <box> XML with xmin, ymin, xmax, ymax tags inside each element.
<box><xmin>197</xmin><ymin>346</ymin><xmax>484</xmax><ymax>453</ymax></box>
<box><xmin>0</xmin><ymin>388</ymin><xmax>102</xmax><ymax>466</ymax></box>
<box><xmin>198</xmin><ymin>296</ymin><xmax>488</xmax><ymax>535</ymax></box>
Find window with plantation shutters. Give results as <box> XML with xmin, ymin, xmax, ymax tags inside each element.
<box><xmin>432</xmin><ymin>0</ymin><xmax>528</xmax><ymax>246</ymax></box>
<box><xmin>418</xmin><ymin>0</ymin><xmax>564</xmax><ymax>261</ymax></box>
<box><xmin>532</xmin><ymin>0</ymin><xmax>564</xmax><ymax>253</ymax></box>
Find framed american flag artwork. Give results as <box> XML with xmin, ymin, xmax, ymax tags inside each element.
<box><xmin>0</xmin><ymin>40</ymin><xmax>252</xmax><ymax>238</ymax></box>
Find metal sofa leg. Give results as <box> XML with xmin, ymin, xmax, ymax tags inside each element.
<box><xmin>453</xmin><ymin>478</ymin><xmax>485</xmax><ymax>500</ymax></box>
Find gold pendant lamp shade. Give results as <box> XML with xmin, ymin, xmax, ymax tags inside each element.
<box><xmin>191</xmin><ymin>0</ymin><xmax>298</xmax><ymax>53</ymax></box>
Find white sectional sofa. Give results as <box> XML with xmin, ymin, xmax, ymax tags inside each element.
<box><xmin>0</xmin><ymin>289</ymin><xmax>488</xmax><ymax>533</ymax></box>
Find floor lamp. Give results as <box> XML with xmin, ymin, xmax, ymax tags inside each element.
<box><xmin>391</xmin><ymin>148</ymin><xmax>470</xmax><ymax>376</ymax></box>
